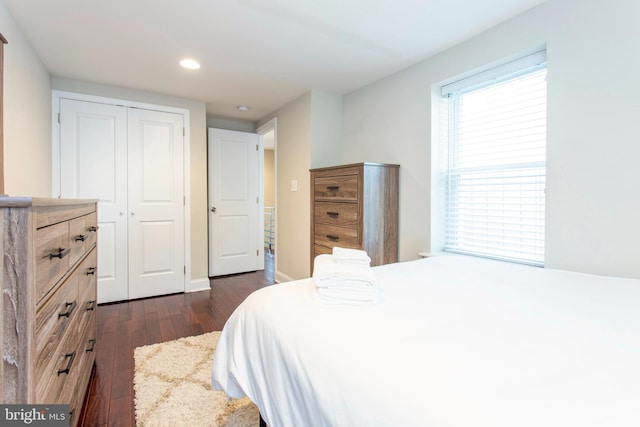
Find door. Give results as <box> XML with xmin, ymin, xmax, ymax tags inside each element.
<box><xmin>59</xmin><ymin>99</ymin><xmax>128</xmax><ymax>303</ymax></box>
<box><xmin>59</xmin><ymin>98</ymin><xmax>186</xmax><ymax>302</ymax></box>
<box><xmin>128</xmin><ymin>108</ymin><xmax>185</xmax><ymax>299</ymax></box>
<box><xmin>208</xmin><ymin>128</ymin><xmax>263</xmax><ymax>276</ymax></box>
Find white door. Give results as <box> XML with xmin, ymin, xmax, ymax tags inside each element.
<box><xmin>208</xmin><ymin>128</ymin><xmax>263</xmax><ymax>276</ymax></box>
<box><xmin>128</xmin><ymin>108</ymin><xmax>185</xmax><ymax>299</ymax></box>
<box><xmin>59</xmin><ymin>99</ymin><xmax>186</xmax><ymax>302</ymax></box>
<box><xmin>59</xmin><ymin>99</ymin><xmax>129</xmax><ymax>303</ymax></box>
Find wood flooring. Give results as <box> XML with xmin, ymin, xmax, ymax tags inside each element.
<box><xmin>80</xmin><ymin>253</ymin><xmax>274</xmax><ymax>427</ymax></box>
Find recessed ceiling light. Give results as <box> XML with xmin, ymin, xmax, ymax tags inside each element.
<box><xmin>180</xmin><ymin>59</ymin><xmax>200</xmax><ymax>70</ymax></box>
<box><xmin>237</xmin><ymin>105</ymin><xmax>250</xmax><ymax>112</ymax></box>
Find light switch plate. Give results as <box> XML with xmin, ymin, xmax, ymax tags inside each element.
<box><xmin>291</xmin><ymin>179</ymin><xmax>298</xmax><ymax>191</ymax></box>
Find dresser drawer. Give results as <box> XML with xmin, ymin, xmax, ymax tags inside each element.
<box><xmin>314</xmin><ymin>175</ymin><xmax>359</xmax><ymax>201</ymax></box>
<box><xmin>36</xmin><ymin>271</ymin><xmax>80</xmax><ymax>383</ymax></box>
<box><xmin>314</xmin><ymin>244</ymin><xmax>333</xmax><ymax>258</ymax></box>
<box><xmin>85</xmin><ymin>212</ymin><xmax>98</xmax><ymax>249</ymax></box>
<box><xmin>314</xmin><ymin>202</ymin><xmax>358</xmax><ymax>227</ymax></box>
<box><xmin>36</xmin><ymin>222</ymin><xmax>71</xmax><ymax>302</ymax></box>
<box><xmin>35</xmin><ymin>314</ymin><xmax>81</xmax><ymax>403</ymax></box>
<box><xmin>75</xmin><ymin>311</ymin><xmax>97</xmax><ymax>395</ymax></box>
<box><xmin>69</xmin><ymin>216</ymin><xmax>87</xmax><ymax>266</ymax></box>
<box><xmin>314</xmin><ymin>223</ymin><xmax>359</xmax><ymax>249</ymax></box>
<box><xmin>78</xmin><ymin>248</ymin><xmax>97</xmax><ymax>313</ymax></box>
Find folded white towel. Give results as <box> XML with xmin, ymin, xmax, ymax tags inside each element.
<box><xmin>313</xmin><ymin>254</ymin><xmax>378</xmax><ymax>289</ymax></box>
<box><xmin>332</xmin><ymin>247</ymin><xmax>371</xmax><ymax>266</ymax></box>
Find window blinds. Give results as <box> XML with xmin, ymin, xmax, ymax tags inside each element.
<box><xmin>443</xmin><ymin>56</ymin><xmax>547</xmax><ymax>266</ymax></box>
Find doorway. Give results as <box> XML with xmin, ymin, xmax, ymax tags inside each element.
<box><xmin>257</xmin><ymin>119</ymin><xmax>277</xmax><ymax>283</ymax></box>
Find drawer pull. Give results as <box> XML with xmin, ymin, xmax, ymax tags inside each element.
<box><xmin>58</xmin><ymin>301</ymin><xmax>77</xmax><ymax>318</ymax></box>
<box><xmin>57</xmin><ymin>351</ymin><xmax>76</xmax><ymax>376</ymax></box>
<box><xmin>88</xmin><ymin>225</ymin><xmax>98</xmax><ymax>232</ymax></box>
<box><xmin>326</xmin><ymin>212</ymin><xmax>340</xmax><ymax>217</ymax></box>
<box><xmin>87</xmin><ymin>266</ymin><xmax>97</xmax><ymax>276</ymax></box>
<box><xmin>326</xmin><ymin>185</ymin><xmax>339</xmax><ymax>191</ymax></box>
<box><xmin>48</xmin><ymin>247</ymin><xmax>71</xmax><ymax>259</ymax></box>
<box><xmin>74</xmin><ymin>234</ymin><xmax>88</xmax><ymax>242</ymax></box>
<box><xmin>86</xmin><ymin>339</ymin><xmax>97</xmax><ymax>353</ymax></box>
<box><xmin>86</xmin><ymin>300</ymin><xmax>96</xmax><ymax>311</ymax></box>
<box><xmin>326</xmin><ymin>235</ymin><xmax>340</xmax><ymax>241</ymax></box>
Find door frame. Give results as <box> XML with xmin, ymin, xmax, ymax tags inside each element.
<box><xmin>256</xmin><ymin>118</ymin><xmax>277</xmax><ymax>280</ymax></box>
<box><xmin>51</xmin><ymin>90</ymin><xmax>193</xmax><ymax>292</ymax></box>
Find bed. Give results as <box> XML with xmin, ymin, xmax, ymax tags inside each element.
<box><xmin>212</xmin><ymin>255</ymin><xmax>640</xmax><ymax>426</ymax></box>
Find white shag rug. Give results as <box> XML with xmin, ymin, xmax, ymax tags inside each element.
<box><xmin>134</xmin><ymin>331</ymin><xmax>259</xmax><ymax>427</ymax></box>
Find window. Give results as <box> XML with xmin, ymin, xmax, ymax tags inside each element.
<box><xmin>440</xmin><ymin>51</ymin><xmax>547</xmax><ymax>266</ymax></box>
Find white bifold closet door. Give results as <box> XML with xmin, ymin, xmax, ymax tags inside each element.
<box><xmin>59</xmin><ymin>99</ymin><xmax>185</xmax><ymax>303</ymax></box>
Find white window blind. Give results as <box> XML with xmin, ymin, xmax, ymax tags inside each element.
<box><xmin>443</xmin><ymin>54</ymin><xmax>547</xmax><ymax>266</ymax></box>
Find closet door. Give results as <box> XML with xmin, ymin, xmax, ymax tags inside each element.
<box><xmin>59</xmin><ymin>99</ymin><xmax>186</xmax><ymax>302</ymax></box>
<box><xmin>59</xmin><ymin>99</ymin><xmax>129</xmax><ymax>303</ymax></box>
<box><xmin>127</xmin><ymin>108</ymin><xmax>185</xmax><ymax>299</ymax></box>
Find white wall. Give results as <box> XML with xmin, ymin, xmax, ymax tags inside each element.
<box><xmin>51</xmin><ymin>77</ymin><xmax>209</xmax><ymax>284</ymax></box>
<box><xmin>1</xmin><ymin>2</ymin><xmax>51</xmax><ymax>197</ymax></box>
<box><xmin>341</xmin><ymin>0</ymin><xmax>640</xmax><ymax>279</ymax></box>
<box><xmin>258</xmin><ymin>93</ymin><xmax>312</xmax><ymax>281</ymax></box>
<box><xmin>207</xmin><ymin>116</ymin><xmax>254</xmax><ymax>133</ymax></box>
<box><xmin>310</xmin><ymin>91</ymin><xmax>343</xmax><ymax>169</ymax></box>
<box><xmin>258</xmin><ymin>90</ymin><xmax>343</xmax><ymax>281</ymax></box>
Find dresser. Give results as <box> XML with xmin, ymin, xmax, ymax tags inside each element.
<box><xmin>310</xmin><ymin>163</ymin><xmax>399</xmax><ymax>270</ymax></box>
<box><xmin>1</xmin><ymin>197</ymin><xmax>98</xmax><ymax>426</ymax></box>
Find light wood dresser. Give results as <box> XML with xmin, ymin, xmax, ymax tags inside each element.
<box><xmin>1</xmin><ymin>197</ymin><xmax>98</xmax><ymax>426</ymax></box>
<box><xmin>310</xmin><ymin>163</ymin><xmax>399</xmax><ymax>270</ymax></box>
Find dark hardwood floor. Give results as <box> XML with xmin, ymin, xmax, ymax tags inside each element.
<box><xmin>80</xmin><ymin>252</ymin><xmax>275</xmax><ymax>426</ymax></box>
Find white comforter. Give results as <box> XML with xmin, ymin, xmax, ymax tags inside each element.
<box><xmin>212</xmin><ymin>255</ymin><xmax>640</xmax><ymax>427</ymax></box>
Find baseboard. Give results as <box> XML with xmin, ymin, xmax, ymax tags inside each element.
<box><xmin>187</xmin><ymin>278</ymin><xmax>210</xmax><ymax>293</ymax></box>
<box><xmin>275</xmin><ymin>270</ymin><xmax>295</xmax><ymax>283</ymax></box>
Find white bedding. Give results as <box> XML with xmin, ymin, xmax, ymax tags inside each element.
<box><xmin>212</xmin><ymin>255</ymin><xmax>640</xmax><ymax>427</ymax></box>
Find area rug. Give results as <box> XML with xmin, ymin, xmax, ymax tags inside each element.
<box><xmin>134</xmin><ymin>331</ymin><xmax>259</xmax><ymax>427</ymax></box>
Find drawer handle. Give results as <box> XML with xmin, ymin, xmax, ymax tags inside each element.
<box><xmin>326</xmin><ymin>235</ymin><xmax>340</xmax><ymax>241</ymax></box>
<box><xmin>74</xmin><ymin>234</ymin><xmax>87</xmax><ymax>242</ymax></box>
<box><xmin>326</xmin><ymin>185</ymin><xmax>339</xmax><ymax>191</ymax></box>
<box><xmin>86</xmin><ymin>300</ymin><xmax>96</xmax><ymax>311</ymax></box>
<box><xmin>87</xmin><ymin>267</ymin><xmax>97</xmax><ymax>276</ymax></box>
<box><xmin>48</xmin><ymin>247</ymin><xmax>71</xmax><ymax>259</ymax></box>
<box><xmin>57</xmin><ymin>351</ymin><xmax>76</xmax><ymax>376</ymax></box>
<box><xmin>86</xmin><ymin>339</ymin><xmax>97</xmax><ymax>353</ymax></box>
<box><xmin>58</xmin><ymin>301</ymin><xmax>77</xmax><ymax>318</ymax></box>
<box><xmin>88</xmin><ymin>225</ymin><xmax>98</xmax><ymax>232</ymax></box>
<box><xmin>326</xmin><ymin>212</ymin><xmax>340</xmax><ymax>217</ymax></box>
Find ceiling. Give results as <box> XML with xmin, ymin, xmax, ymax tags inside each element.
<box><xmin>3</xmin><ymin>0</ymin><xmax>547</xmax><ymax>122</ymax></box>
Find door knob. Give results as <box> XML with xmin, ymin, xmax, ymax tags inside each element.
<box><xmin>211</xmin><ymin>206</ymin><xmax>217</xmax><ymax>213</ymax></box>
